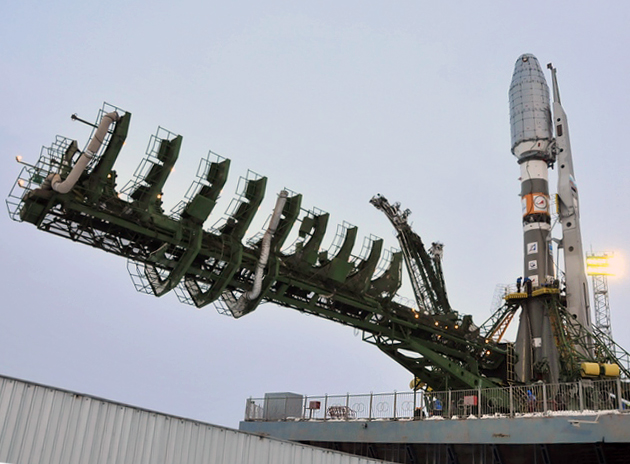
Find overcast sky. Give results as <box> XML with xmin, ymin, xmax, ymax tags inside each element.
<box><xmin>2</xmin><ymin>1</ymin><xmax>629</xmax><ymax>428</ymax></box>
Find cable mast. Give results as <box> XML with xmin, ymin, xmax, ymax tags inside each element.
<box><xmin>370</xmin><ymin>194</ymin><xmax>451</xmax><ymax>315</ymax></box>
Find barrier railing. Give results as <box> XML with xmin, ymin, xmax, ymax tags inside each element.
<box><xmin>244</xmin><ymin>378</ymin><xmax>630</xmax><ymax>421</ymax></box>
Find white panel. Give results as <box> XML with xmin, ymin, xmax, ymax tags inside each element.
<box><xmin>0</xmin><ymin>375</ymin><xmax>392</xmax><ymax>464</ymax></box>
<box><xmin>519</xmin><ymin>159</ymin><xmax>549</xmax><ymax>181</ymax></box>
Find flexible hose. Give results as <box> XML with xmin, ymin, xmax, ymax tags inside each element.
<box><xmin>226</xmin><ymin>190</ymin><xmax>288</xmax><ymax>316</ymax></box>
<box><xmin>51</xmin><ymin>111</ymin><xmax>120</xmax><ymax>193</ymax></box>
<box><xmin>246</xmin><ymin>190</ymin><xmax>288</xmax><ymax>300</ymax></box>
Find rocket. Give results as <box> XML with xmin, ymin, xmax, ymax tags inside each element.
<box><xmin>508</xmin><ymin>54</ymin><xmax>591</xmax><ymax>383</ymax></box>
<box><xmin>509</xmin><ymin>55</ymin><xmax>556</xmax><ymax>293</ymax></box>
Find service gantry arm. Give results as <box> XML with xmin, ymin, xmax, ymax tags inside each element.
<box><xmin>8</xmin><ymin>103</ymin><xmax>510</xmax><ymax>392</ymax></box>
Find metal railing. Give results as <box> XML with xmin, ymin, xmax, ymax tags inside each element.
<box><xmin>244</xmin><ymin>378</ymin><xmax>630</xmax><ymax>422</ymax></box>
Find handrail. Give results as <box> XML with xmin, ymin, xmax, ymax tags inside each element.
<box><xmin>245</xmin><ymin>378</ymin><xmax>630</xmax><ymax>422</ymax></box>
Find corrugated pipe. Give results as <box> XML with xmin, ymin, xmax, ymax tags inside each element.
<box><xmin>51</xmin><ymin>111</ymin><xmax>120</xmax><ymax>193</ymax></box>
<box><xmin>229</xmin><ymin>190</ymin><xmax>288</xmax><ymax>314</ymax></box>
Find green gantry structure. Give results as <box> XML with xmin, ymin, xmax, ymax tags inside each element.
<box><xmin>7</xmin><ymin>104</ymin><xmax>628</xmax><ymax>397</ymax></box>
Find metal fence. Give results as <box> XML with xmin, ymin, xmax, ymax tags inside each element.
<box><xmin>244</xmin><ymin>378</ymin><xmax>630</xmax><ymax>422</ymax></box>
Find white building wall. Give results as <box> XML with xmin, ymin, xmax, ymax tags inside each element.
<box><xmin>0</xmin><ymin>376</ymin><xmax>391</xmax><ymax>464</ymax></box>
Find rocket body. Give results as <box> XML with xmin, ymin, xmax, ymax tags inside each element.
<box><xmin>509</xmin><ymin>54</ymin><xmax>559</xmax><ymax>382</ymax></box>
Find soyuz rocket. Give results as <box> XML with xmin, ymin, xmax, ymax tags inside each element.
<box><xmin>509</xmin><ymin>54</ymin><xmax>591</xmax><ymax>383</ymax></box>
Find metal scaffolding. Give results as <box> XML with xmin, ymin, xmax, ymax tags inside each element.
<box><xmin>587</xmin><ymin>252</ymin><xmax>615</xmax><ymax>350</ymax></box>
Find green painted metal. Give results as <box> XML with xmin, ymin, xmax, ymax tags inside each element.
<box><xmin>8</xmin><ymin>103</ymin><xmax>628</xmax><ymax>395</ymax></box>
<box><xmin>544</xmin><ymin>296</ymin><xmax>630</xmax><ymax>380</ymax></box>
<box><xmin>370</xmin><ymin>195</ymin><xmax>452</xmax><ymax>315</ymax></box>
<box><xmin>291</xmin><ymin>212</ymin><xmax>329</xmax><ymax>267</ymax></box>
<box><xmin>181</xmin><ymin>158</ymin><xmax>230</xmax><ymax>224</ymax></box>
<box><xmin>3</xmin><ymin>104</ymin><xmax>509</xmax><ymax>391</ymax></box>
<box><xmin>131</xmin><ymin>135</ymin><xmax>182</xmax><ymax>216</ymax></box>
<box><xmin>320</xmin><ymin>225</ymin><xmax>357</xmax><ymax>283</ymax></box>
<box><xmin>345</xmin><ymin>237</ymin><xmax>383</xmax><ymax>294</ymax></box>
<box><xmin>367</xmin><ymin>250</ymin><xmax>403</xmax><ymax>299</ymax></box>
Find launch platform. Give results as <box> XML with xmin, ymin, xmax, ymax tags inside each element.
<box><xmin>240</xmin><ymin>383</ymin><xmax>630</xmax><ymax>463</ymax></box>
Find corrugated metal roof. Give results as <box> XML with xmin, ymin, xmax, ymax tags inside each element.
<box><xmin>0</xmin><ymin>375</ymin><xmax>393</xmax><ymax>464</ymax></box>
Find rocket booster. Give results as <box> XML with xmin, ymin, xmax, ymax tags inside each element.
<box><xmin>548</xmin><ymin>63</ymin><xmax>591</xmax><ymax>330</ymax></box>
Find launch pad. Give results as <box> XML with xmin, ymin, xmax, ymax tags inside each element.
<box><xmin>241</xmin><ymin>412</ymin><xmax>630</xmax><ymax>464</ymax></box>
<box><xmin>5</xmin><ymin>54</ymin><xmax>630</xmax><ymax>462</ymax></box>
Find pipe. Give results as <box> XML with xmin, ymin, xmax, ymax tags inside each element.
<box><xmin>248</xmin><ymin>190</ymin><xmax>288</xmax><ymax>299</ymax></box>
<box><xmin>51</xmin><ymin>111</ymin><xmax>120</xmax><ymax>193</ymax></box>
<box><xmin>227</xmin><ymin>190</ymin><xmax>288</xmax><ymax>315</ymax></box>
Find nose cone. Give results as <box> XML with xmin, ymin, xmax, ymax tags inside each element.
<box><xmin>509</xmin><ymin>54</ymin><xmax>553</xmax><ymax>160</ymax></box>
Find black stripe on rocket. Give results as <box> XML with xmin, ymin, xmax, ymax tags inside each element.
<box><xmin>520</xmin><ymin>169</ymin><xmax>553</xmax><ymax>286</ymax></box>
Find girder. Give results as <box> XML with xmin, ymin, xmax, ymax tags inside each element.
<box><xmin>7</xmin><ymin>103</ymin><xmax>514</xmax><ymax>391</ymax></box>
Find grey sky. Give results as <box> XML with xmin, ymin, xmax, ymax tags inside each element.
<box><xmin>2</xmin><ymin>1</ymin><xmax>629</xmax><ymax>427</ymax></box>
